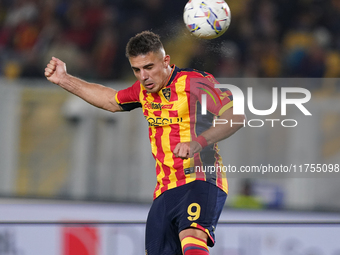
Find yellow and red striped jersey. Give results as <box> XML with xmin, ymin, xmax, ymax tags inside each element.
<box><xmin>115</xmin><ymin>65</ymin><xmax>233</xmax><ymax>199</ymax></box>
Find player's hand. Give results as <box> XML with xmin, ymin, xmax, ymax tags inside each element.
<box><xmin>44</xmin><ymin>57</ymin><xmax>67</xmax><ymax>85</ymax></box>
<box><xmin>173</xmin><ymin>141</ymin><xmax>202</xmax><ymax>159</ymax></box>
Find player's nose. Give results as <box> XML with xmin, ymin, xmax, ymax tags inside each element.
<box><xmin>140</xmin><ymin>69</ymin><xmax>149</xmax><ymax>80</ymax></box>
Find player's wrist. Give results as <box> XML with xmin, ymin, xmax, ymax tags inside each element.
<box><xmin>56</xmin><ymin>72</ymin><xmax>68</xmax><ymax>86</ymax></box>
<box><xmin>193</xmin><ymin>135</ymin><xmax>208</xmax><ymax>149</ymax></box>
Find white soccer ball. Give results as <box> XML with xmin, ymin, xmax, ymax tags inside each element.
<box><xmin>183</xmin><ymin>0</ymin><xmax>231</xmax><ymax>39</ymax></box>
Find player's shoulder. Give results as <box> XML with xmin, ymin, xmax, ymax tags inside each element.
<box><xmin>131</xmin><ymin>79</ymin><xmax>142</xmax><ymax>88</ymax></box>
<box><xmin>117</xmin><ymin>79</ymin><xmax>142</xmax><ymax>98</ymax></box>
<box><xmin>175</xmin><ymin>67</ymin><xmax>218</xmax><ymax>88</ymax></box>
<box><xmin>125</xmin><ymin>79</ymin><xmax>143</xmax><ymax>93</ymax></box>
<box><xmin>176</xmin><ymin>67</ymin><xmax>215</xmax><ymax>79</ymax></box>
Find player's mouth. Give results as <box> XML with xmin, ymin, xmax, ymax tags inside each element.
<box><xmin>144</xmin><ymin>83</ymin><xmax>154</xmax><ymax>89</ymax></box>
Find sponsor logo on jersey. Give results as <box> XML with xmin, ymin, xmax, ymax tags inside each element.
<box><xmin>145</xmin><ymin>116</ymin><xmax>183</xmax><ymax>126</ymax></box>
<box><xmin>144</xmin><ymin>102</ymin><xmax>173</xmax><ymax>110</ymax></box>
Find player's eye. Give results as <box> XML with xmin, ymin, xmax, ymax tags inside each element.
<box><xmin>144</xmin><ymin>65</ymin><xmax>153</xmax><ymax>70</ymax></box>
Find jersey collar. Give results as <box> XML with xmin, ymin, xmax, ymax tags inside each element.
<box><xmin>165</xmin><ymin>65</ymin><xmax>179</xmax><ymax>87</ymax></box>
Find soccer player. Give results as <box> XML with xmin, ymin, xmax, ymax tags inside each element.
<box><xmin>45</xmin><ymin>31</ymin><xmax>245</xmax><ymax>255</ymax></box>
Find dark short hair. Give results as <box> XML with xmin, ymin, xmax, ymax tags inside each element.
<box><xmin>125</xmin><ymin>31</ymin><xmax>164</xmax><ymax>58</ymax></box>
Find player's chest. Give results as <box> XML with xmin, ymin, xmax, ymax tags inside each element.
<box><xmin>140</xmin><ymin>87</ymin><xmax>190</xmax><ymax>127</ymax></box>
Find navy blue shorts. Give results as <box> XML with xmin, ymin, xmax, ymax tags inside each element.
<box><xmin>145</xmin><ymin>180</ymin><xmax>227</xmax><ymax>255</ymax></box>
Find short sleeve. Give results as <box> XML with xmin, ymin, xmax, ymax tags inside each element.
<box><xmin>115</xmin><ymin>81</ymin><xmax>142</xmax><ymax>111</ymax></box>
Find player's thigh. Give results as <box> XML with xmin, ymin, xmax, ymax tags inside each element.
<box><xmin>177</xmin><ymin>180</ymin><xmax>227</xmax><ymax>247</ymax></box>
<box><xmin>145</xmin><ymin>194</ymin><xmax>182</xmax><ymax>255</ymax></box>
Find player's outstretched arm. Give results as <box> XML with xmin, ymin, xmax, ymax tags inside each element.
<box><xmin>44</xmin><ymin>57</ymin><xmax>122</xmax><ymax>113</ymax></box>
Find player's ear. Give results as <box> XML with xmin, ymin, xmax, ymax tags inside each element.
<box><xmin>164</xmin><ymin>55</ymin><xmax>170</xmax><ymax>67</ymax></box>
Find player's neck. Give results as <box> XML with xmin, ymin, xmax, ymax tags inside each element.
<box><xmin>162</xmin><ymin>65</ymin><xmax>173</xmax><ymax>89</ymax></box>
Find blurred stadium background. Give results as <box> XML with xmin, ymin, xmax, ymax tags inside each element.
<box><xmin>0</xmin><ymin>0</ymin><xmax>340</xmax><ymax>254</ymax></box>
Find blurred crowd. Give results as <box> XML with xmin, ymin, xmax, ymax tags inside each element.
<box><xmin>199</xmin><ymin>0</ymin><xmax>340</xmax><ymax>80</ymax></box>
<box><xmin>1</xmin><ymin>0</ymin><xmax>340</xmax><ymax>82</ymax></box>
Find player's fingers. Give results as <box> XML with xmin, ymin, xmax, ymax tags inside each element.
<box><xmin>173</xmin><ymin>143</ymin><xmax>181</xmax><ymax>157</ymax></box>
<box><xmin>52</xmin><ymin>57</ymin><xmax>65</xmax><ymax>68</ymax></box>
<box><xmin>185</xmin><ymin>144</ymin><xmax>191</xmax><ymax>159</ymax></box>
<box><xmin>178</xmin><ymin>146</ymin><xmax>186</xmax><ymax>157</ymax></box>
<box><xmin>46</xmin><ymin>65</ymin><xmax>54</xmax><ymax>73</ymax></box>
<box><xmin>44</xmin><ymin>71</ymin><xmax>52</xmax><ymax>78</ymax></box>
<box><xmin>188</xmin><ymin>149</ymin><xmax>194</xmax><ymax>158</ymax></box>
<box><xmin>47</xmin><ymin>62</ymin><xmax>56</xmax><ymax>70</ymax></box>
<box><xmin>178</xmin><ymin>146</ymin><xmax>189</xmax><ymax>159</ymax></box>
<box><xmin>44</xmin><ymin>65</ymin><xmax>56</xmax><ymax>77</ymax></box>
<box><xmin>180</xmin><ymin>153</ymin><xmax>189</xmax><ymax>159</ymax></box>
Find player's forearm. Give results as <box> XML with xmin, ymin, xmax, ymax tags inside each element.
<box><xmin>199</xmin><ymin>109</ymin><xmax>245</xmax><ymax>146</ymax></box>
<box><xmin>59</xmin><ymin>74</ymin><xmax>121</xmax><ymax>112</ymax></box>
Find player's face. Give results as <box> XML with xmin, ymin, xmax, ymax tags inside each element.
<box><xmin>129</xmin><ymin>50</ymin><xmax>171</xmax><ymax>93</ymax></box>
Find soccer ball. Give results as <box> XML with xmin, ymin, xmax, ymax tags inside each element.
<box><xmin>183</xmin><ymin>0</ymin><xmax>231</xmax><ymax>39</ymax></box>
